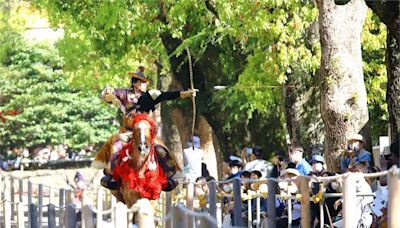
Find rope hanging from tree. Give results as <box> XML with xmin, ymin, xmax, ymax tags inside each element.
<box><xmin>185</xmin><ymin>47</ymin><xmax>196</xmax><ymax>149</ymax></box>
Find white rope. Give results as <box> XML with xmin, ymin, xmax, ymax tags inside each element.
<box><xmin>179</xmin><ymin>168</ymin><xmax>394</xmax><ymax>186</ymax></box>
<box><xmin>175</xmin><ymin>204</ymin><xmax>220</xmax><ymax>226</ymax></box>
<box><xmin>154</xmin><ymin>210</ymin><xmax>174</xmax><ymax>223</ymax></box>
<box><xmin>87</xmin><ymin>205</ymin><xmax>113</xmax><ymax>215</ymax></box>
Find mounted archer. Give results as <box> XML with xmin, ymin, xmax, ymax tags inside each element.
<box><xmin>92</xmin><ymin>66</ymin><xmax>197</xmax><ymax>192</ymax></box>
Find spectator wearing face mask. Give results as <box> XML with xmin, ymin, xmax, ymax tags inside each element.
<box><xmin>309</xmin><ymin>154</ymin><xmax>326</xmax><ymax>175</ymax></box>
<box><xmin>226</xmin><ymin>156</ymin><xmax>243</xmax><ymax>180</ymax></box>
<box><xmin>340</xmin><ymin>133</ymin><xmax>372</xmax><ymax>172</ymax></box>
<box><xmin>289</xmin><ymin>146</ymin><xmax>312</xmax><ymax>176</ymax></box>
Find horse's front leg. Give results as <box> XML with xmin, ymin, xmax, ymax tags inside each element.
<box><xmin>131</xmin><ymin>198</ymin><xmax>156</xmax><ymax>228</ymax></box>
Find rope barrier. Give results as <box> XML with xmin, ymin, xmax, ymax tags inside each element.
<box><xmin>0</xmin><ymin>199</ymin><xmax>83</xmax><ymax>211</ymax></box>
<box><xmin>179</xmin><ymin>168</ymin><xmax>394</xmax><ymax>186</ymax></box>
<box><xmin>0</xmin><ymin>176</ymin><xmax>102</xmax><ymax>192</ymax></box>
<box><xmin>87</xmin><ymin>205</ymin><xmax>113</xmax><ymax>215</ymax></box>
<box><xmin>175</xmin><ymin>203</ymin><xmax>220</xmax><ymax>226</ymax></box>
<box><xmin>1</xmin><ymin>167</ymin><xmax>398</xmax><ymax>227</ymax></box>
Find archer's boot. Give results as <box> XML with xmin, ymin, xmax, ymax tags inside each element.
<box><xmin>100</xmin><ymin>174</ymin><xmax>119</xmax><ymax>190</ymax></box>
<box><xmin>162</xmin><ymin>177</ymin><xmax>178</xmax><ymax>192</ymax></box>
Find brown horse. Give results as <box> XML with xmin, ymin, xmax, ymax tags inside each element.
<box><xmin>110</xmin><ymin>114</ymin><xmax>168</xmax><ymax>208</ymax></box>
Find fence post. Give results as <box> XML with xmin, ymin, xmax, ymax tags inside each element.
<box><xmin>82</xmin><ymin>204</ymin><xmax>94</xmax><ymax>228</ymax></box>
<box><xmin>47</xmin><ymin>204</ymin><xmax>56</xmax><ymax>228</ymax></box>
<box><xmin>172</xmin><ymin>205</ymin><xmax>187</xmax><ymax>228</ymax></box>
<box><xmin>96</xmin><ymin>188</ymin><xmax>103</xmax><ymax>228</ymax></box>
<box><xmin>319</xmin><ymin>200</ymin><xmax>324</xmax><ymax>228</ymax></box>
<box><xmin>0</xmin><ymin>177</ymin><xmax>2</xmax><ymax>218</ymax></box>
<box><xmin>38</xmin><ymin>184</ymin><xmax>43</xmax><ymax>228</ymax></box>
<box><xmin>59</xmin><ymin>188</ymin><xmax>65</xmax><ymax>227</ymax></box>
<box><xmin>388</xmin><ymin>166</ymin><xmax>400</xmax><ymax>228</ymax></box>
<box><xmin>49</xmin><ymin>186</ymin><xmax>54</xmax><ymax>205</ymax></box>
<box><xmin>113</xmin><ymin>202</ymin><xmax>127</xmax><ymax>228</ymax></box>
<box><xmin>28</xmin><ymin>181</ymin><xmax>33</xmax><ymax>204</ymax></box>
<box><xmin>247</xmin><ymin>199</ymin><xmax>252</xmax><ymax>228</ymax></box>
<box><xmin>17</xmin><ymin>201</ymin><xmax>25</xmax><ymax>228</ymax></box>
<box><xmin>29</xmin><ymin>203</ymin><xmax>38</xmax><ymax>228</ymax></box>
<box><xmin>343</xmin><ymin>173</ymin><xmax>357</xmax><ymax>228</ymax></box>
<box><xmin>186</xmin><ymin>182</ymin><xmax>194</xmax><ymax>228</ymax></box>
<box><xmin>165</xmin><ymin>191</ymin><xmax>172</xmax><ymax>228</ymax></box>
<box><xmin>10</xmin><ymin>177</ymin><xmax>15</xmax><ymax>221</ymax></box>
<box><xmin>267</xmin><ymin>179</ymin><xmax>277</xmax><ymax>228</ymax></box>
<box><xmin>64</xmin><ymin>204</ymin><xmax>77</xmax><ymax>228</ymax></box>
<box><xmin>256</xmin><ymin>196</ymin><xmax>261</xmax><ymax>227</ymax></box>
<box><xmin>197</xmin><ymin>216</ymin><xmax>215</xmax><ymax>228</ymax></box>
<box><xmin>3</xmin><ymin>199</ymin><xmax>11</xmax><ymax>228</ymax></box>
<box><xmin>300</xmin><ymin>176</ymin><xmax>311</xmax><ymax>228</ymax></box>
<box><xmin>19</xmin><ymin>178</ymin><xmax>23</xmax><ymax>203</ymax></box>
<box><xmin>0</xmin><ymin>177</ymin><xmax>3</xmax><ymax>215</ymax></box>
<box><xmin>233</xmin><ymin>178</ymin><xmax>243</xmax><ymax>226</ymax></box>
<box><xmin>208</xmin><ymin>181</ymin><xmax>217</xmax><ymax>220</ymax></box>
<box><xmin>110</xmin><ymin>192</ymin><xmax>117</xmax><ymax>224</ymax></box>
<box><xmin>287</xmin><ymin>195</ymin><xmax>292</xmax><ymax>228</ymax></box>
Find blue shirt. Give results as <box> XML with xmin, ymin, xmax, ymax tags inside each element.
<box><xmin>296</xmin><ymin>159</ymin><xmax>312</xmax><ymax>176</ymax></box>
<box><xmin>340</xmin><ymin>149</ymin><xmax>372</xmax><ymax>172</ymax></box>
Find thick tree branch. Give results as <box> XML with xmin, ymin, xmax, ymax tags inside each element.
<box><xmin>205</xmin><ymin>0</ymin><xmax>219</xmax><ymax>19</ymax></box>
<box><xmin>366</xmin><ymin>1</ymin><xmax>399</xmax><ymax>30</ymax></box>
<box><xmin>159</xmin><ymin>0</ymin><xmax>169</xmax><ymax>25</ymax></box>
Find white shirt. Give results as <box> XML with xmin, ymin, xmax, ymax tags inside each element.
<box><xmin>183</xmin><ymin>147</ymin><xmax>204</xmax><ymax>181</ymax></box>
<box><xmin>243</xmin><ymin>159</ymin><xmax>273</xmax><ymax>178</ymax></box>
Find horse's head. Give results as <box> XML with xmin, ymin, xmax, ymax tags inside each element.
<box><xmin>130</xmin><ymin>114</ymin><xmax>156</xmax><ymax>165</ymax></box>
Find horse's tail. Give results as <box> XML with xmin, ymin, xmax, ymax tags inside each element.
<box><xmin>91</xmin><ymin>133</ymin><xmax>120</xmax><ymax>169</ymax></box>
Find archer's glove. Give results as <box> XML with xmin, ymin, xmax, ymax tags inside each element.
<box><xmin>180</xmin><ymin>89</ymin><xmax>198</xmax><ymax>98</ymax></box>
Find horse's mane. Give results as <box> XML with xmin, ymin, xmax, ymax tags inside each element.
<box><xmin>113</xmin><ymin>113</ymin><xmax>168</xmax><ymax>200</ymax></box>
<box><xmin>132</xmin><ymin>114</ymin><xmax>156</xmax><ymax>134</ymax></box>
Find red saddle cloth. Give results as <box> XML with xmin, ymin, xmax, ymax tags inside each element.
<box><xmin>113</xmin><ymin>142</ymin><xmax>168</xmax><ymax>200</ymax></box>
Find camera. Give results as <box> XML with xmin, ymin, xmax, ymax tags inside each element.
<box><xmin>347</xmin><ymin>144</ymin><xmax>354</xmax><ymax>151</ymax></box>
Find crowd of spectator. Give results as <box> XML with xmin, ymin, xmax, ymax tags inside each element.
<box><xmin>185</xmin><ymin>133</ymin><xmax>399</xmax><ymax>228</ymax></box>
<box><xmin>0</xmin><ymin>144</ymin><xmax>95</xmax><ymax>171</ymax></box>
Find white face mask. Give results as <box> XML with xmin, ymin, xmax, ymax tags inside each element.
<box><xmin>331</xmin><ymin>182</ymin><xmax>341</xmax><ymax>191</ymax></box>
<box><xmin>290</xmin><ymin>153</ymin><xmax>301</xmax><ymax>163</ymax></box>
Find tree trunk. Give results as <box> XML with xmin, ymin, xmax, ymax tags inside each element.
<box><xmin>387</xmin><ymin>26</ymin><xmax>400</xmax><ymax>141</ymax></box>
<box><xmin>366</xmin><ymin>0</ymin><xmax>400</xmax><ymax>143</ymax></box>
<box><xmin>285</xmin><ymin>84</ymin><xmax>302</xmax><ymax>147</ymax></box>
<box><xmin>317</xmin><ymin>0</ymin><xmax>368</xmax><ymax>171</ymax></box>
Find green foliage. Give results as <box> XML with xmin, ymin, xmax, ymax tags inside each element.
<box><xmin>362</xmin><ymin>10</ymin><xmax>388</xmax><ymax>145</ymax></box>
<box><xmin>0</xmin><ymin>40</ymin><xmax>119</xmax><ymax>151</ymax></box>
<box><xmin>27</xmin><ymin>0</ymin><xmax>388</xmax><ymax>157</ymax></box>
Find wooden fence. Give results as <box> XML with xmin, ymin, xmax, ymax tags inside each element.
<box><xmin>0</xmin><ymin>175</ymin><xmax>166</xmax><ymax>228</ymax></box>
<box><xmin>1</xmin><ymin>166</ymin><xmax>399</xmax><ymax>228</ymax></box>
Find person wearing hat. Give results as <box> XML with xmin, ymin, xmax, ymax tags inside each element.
<box><xmin>340</xmin><ymin>133</ymin><xmax>372</xmax><ymax>172</ymax></box>
<box><xmin>183</xmin><ymin>136</ymin><xmax>205</xmax><ymax>181</ymax></box>
<box><xmin>94</xmin><ymin>66</ymin><xmax>197</xmax><ymax>191</ymax></box>
<box><xmin>225</xmin><ymin>155</ymin><xmax>243</xmax><ymax>180</ymax></box>
<box><xmin>309</xmin><ymin>154</ymin><xmax>326</xmax><ymax>175</ymax></box>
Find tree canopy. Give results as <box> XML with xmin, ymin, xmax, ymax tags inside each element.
<box><xmin>0</xmin><ymin>0</ymin><xmax>389</xmax><ymax>162</ymax></box>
